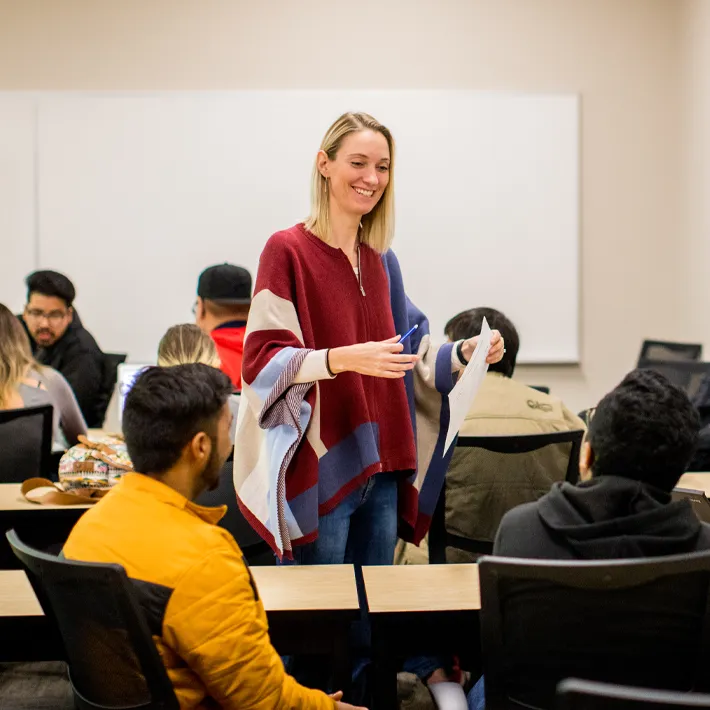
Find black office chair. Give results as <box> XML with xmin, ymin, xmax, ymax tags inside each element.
<box><xmin>6</xmin><ymin>529</ymin><xmax>179</xmax><ymax>710</ymax></box>
<box><xmin>195</xmin><ymin>458</ymin><xmax>275</xmax><ymax>566</ymax></box>
<box><xmin>638</xmin><ymin>341</ymin><xmax>703</xmax><ymax>366</ymax></box>
<box><xmin>637</xmin><ymin>360</ymin><xmax>710</xmax><ymax>400</ymax></box>
<box><xmin>529</xmin><ymin>385</ymin><xmax>551</xmax><ymax>395</ymax></box>
<box><xmin>479</xmin><ymin>552</ymin><xmax>710</xmax><ymax>710</ymax></box>
<box><xmin>428</xmin><ymin>430</ymin><xmax>584</xmax><ymax>563</ymax></box>
<box><xmin>557</xmin><ymin>678</ymin><xmax>710</xmax><ymax>710</ymax></box>
<box><xmin>0</xmin><ymin>404</ymin><xmax>54</xmax><ymax>482</ymax></box>
<box><xmin>97</xmin><ymin>353</ymin><xmax>128</xmax><ymax>426</ymax></box>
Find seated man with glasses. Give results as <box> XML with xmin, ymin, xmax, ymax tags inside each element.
<box><xmin>21</xmin><ymin>270</ymin><xmax>105</xmax><ymax>427</ymax></box>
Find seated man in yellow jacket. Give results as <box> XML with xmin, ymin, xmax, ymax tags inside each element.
<box><xmin>63</xmin><ymin>364</ymin><xmax>363</xmax><ymax>710</ymax></box>
<box><xmin>397</xmin><ymin>307</ymin><xmax>585</xmax><ymax>565</ymax></box>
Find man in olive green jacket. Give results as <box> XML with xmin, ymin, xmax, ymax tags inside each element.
<box><xmin>397</xmin><ymin>307</ymin><xmax>585</xmax><ymax>565</ymax></box>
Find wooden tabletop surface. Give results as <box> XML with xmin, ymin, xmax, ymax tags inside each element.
<box><xmin>251</xmin><ymin>564</ymin><xmax>359</xmax><ymax>612</ymax></box>
<box><xmin>0</xmin><ymin>564</ymin><xmax>359</xmax><ymax>617</ymax></box>
<box><xmin>362</xmin><ymin>563</ymin><xmax>481</xmax><ymax>613</ymax></box>
<box><xmin>678</xmin><ymin>472</ymin><xmax>710</xmax><ymax>496</ymax></box>
<box><xmin>0</xmin><ymin>571</ymin><xmax>43</xmax><ymax>617</ymax></box>
<box><xmin>0</xmin><ymin>483</ymin><xmax>93</xmax><ymax>512</ymax></box>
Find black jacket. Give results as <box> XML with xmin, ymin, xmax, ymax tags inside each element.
<box><xmin>494</xmin><ymin>475</ymin><xmax>710</xmax><ymax>559</ymax></box>
<box><xmin>20</xmin><ymin>312</ymin><xmax>106</xmax><ymax>428</ymax></box>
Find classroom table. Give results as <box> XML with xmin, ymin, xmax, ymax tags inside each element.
<box><xmin>0</xmin><ymin>484</ymin><xmax>91</xmax><ymax>570</ymax></box>
<box><xmin>678</xmin><ymin>472</ymin><xmax>710</xmax><ymax>495</ymax></box>
<box><xmin>362</xmin><ymin>564</ymin><xmax>481</xmax><ymax>710</ymax></box>
<box><xmin>0</xmin><ymin>565</ymin><xmax>360</xmax><ymax>694</ymax></box>
<box><xmin>0</xmin><ymin>570</ymin><xmax>64</xmax><ymax>661</ymax></box>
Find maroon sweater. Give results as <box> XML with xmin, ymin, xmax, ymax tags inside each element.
<box><xmin>241</xmin><ymin>224</ymin><xmax>418</xmax><ymax>544</ymax></box>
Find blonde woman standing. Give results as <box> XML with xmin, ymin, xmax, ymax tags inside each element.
<box><xmin>235</xmin><ymin>112</ymin><xmax>504</xmax><ymax>567</ymax></box>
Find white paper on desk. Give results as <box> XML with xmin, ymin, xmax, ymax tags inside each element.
<box><xmin>444</xmin><ymin>317</ymin><xmax>492</xmax><ymax>454</ymax></box>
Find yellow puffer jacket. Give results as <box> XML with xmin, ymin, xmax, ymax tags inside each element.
<box><xmin>63</xmin><ymin>473</ymin><xmax>335</xmax><ymax>710</ymax></box>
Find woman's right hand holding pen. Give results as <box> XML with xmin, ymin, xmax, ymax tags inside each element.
<box><xmin>328</xmin><ymin>335</ymin><xmax>419</xmax><ymax>379</ymax></box>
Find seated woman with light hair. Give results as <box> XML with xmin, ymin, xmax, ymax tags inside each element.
<box><xmin>0</xmin><ymin>303</ymin><xmax>86</xmax><ymax>452</ymax></box>
<box><xmin>157</xmin><ymin>323</ymin><xmax>222</xmax><ymax>369</ymax></box>
<box><xmin>157</xmin><ymin>324</ymin><xmax>239</xmax><ymax>440</ymax></box>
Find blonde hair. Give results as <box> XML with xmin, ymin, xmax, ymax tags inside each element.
<box><xmin>157</xmin><ymin>324</ymin><xmax>221</xmax><ymax>369</ymax></box>
<box><xmin>0</xmin><ymin>303</ymin><xmax>35</xmax><ymax>407</ymax></box>
<box><xmin>304</xmin><ymin>112</ymin><xmax>395</xmax><ymax>254</ymax></box>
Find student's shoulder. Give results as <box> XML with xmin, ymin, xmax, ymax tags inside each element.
<box><xmin>499</xmin><ymin>499</ymin><xmax>542</xmax><ymax>531</ymax></box>
<box><xmin>34</xmin><ymin>365</ymin><xmax>69</xmax><ymax>388</ymax></box>
<box><xmin>494</xmin><ymin>499</ymin><xmax>547</xmax><ymax>556</ymax></box>
<box><xmin>172</xmin><ymin>524</ymin><xmax>251</xmax><ymax>594</ymax></box>
<box><xmin>73</xmin><ymin>326</ymin><xmax>104</xmax><ymax>357</ymax></box>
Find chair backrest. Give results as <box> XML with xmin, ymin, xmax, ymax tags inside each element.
<box><xmin>97</xmin><ymin>353</ymin><xmax>128</xmax><ymax>426</ymax></box>
<box><xmin>638</xmin><ymin>360</ymin><xmax>710</xmax><ymax>400</ymax></box>
<box><xmin>0</xmin><ymin>404</ymin><xmax>54</xmax><ymax>482</ymax></box>
<box><xmin>479</xmin><ymin>553</ymin><xmax>710</xmax><ymax>710</ymax></box>
<box><xmin>557</xmin><ymin>678</ymin><xmax>710</xmax><ymax>710</ymax></box>
<box><xmin>638</xmin><ymin>340</ymin><xmax>703</xmax><ymax>365</ymax></box>
<box><xmin>6</xmin><ymin>529</ymin><xmax>179</xmax><ymax>710</ymax></box>
<box><xmin>429</xmin><ymin>430</ymin><xmax>585</xmax><ymax>564</ymax></box>
<box><xmin>528</xmin><ymin>385</ymin><xmax>551</xmax><ymax>395</ymax></box>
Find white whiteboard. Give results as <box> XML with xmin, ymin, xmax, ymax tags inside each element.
<box><xmin>22</xmin><ymin>91</ymin><xmax>577</xmax><ymax>362</ymax></box>
<box><xmin>0</xmin><ymin>96</ymin><xmax>36</xmax><ymax>309</ymax></box>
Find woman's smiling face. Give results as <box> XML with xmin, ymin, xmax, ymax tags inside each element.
<box><xmin>319</xmin><ymin>129</ymin><xmax>391</xmax><ymax>218</ymax></box>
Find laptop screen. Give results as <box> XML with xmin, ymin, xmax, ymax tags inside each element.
<box><xmin>117</xmin><ymin>363</ymin><xmax>152</xmax><ymax>423</ymax></box>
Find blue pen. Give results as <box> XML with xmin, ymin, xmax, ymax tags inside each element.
<box><xmin>398</xmin><ymin>324</ymin><xmax>419</xmax><ymax>344</ymax></box>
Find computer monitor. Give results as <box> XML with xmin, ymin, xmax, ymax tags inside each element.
<box><xmin>116</xmin><ymin>363</ymin><xmax>152</xmax><ymax>424</ymax></box>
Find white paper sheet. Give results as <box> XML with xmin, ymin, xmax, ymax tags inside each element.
<box><xmin>444</xmin><ymin>317</ymin><xmax>492</xmax><ymax>454</ymax></box>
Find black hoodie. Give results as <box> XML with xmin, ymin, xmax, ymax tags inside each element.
<box><xmin>19</xmin><ymin>312</ymin><xmax>106</xmax><ymax>428</ymax></box>
<box><xmin>494</xmin><ymin>475</ymin><xmax>710</xmax><ymax>560</ymax></box>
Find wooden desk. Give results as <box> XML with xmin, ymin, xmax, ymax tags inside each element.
<box><xmin>253</xmin><ymin>564</ymin><xmax>360</xmax><ymax>611</ymax></box>
<box><xmin>0</xmin><ymin>570</ymin><xmax>63</xmax><ymax>661</ymax></box>
<box><xmin>0</xmin><ymin>565</ymin><xmax>360</xmax><ymax>694</ymax></box>
<box><xmin>0</xmin><ymin>484</ymin><xmax>91</xmax><ymax>570</ymax></box>
<box><xmin>0</xmin><ymin>483</ymin><xmax>92</xmax><ymax>513</ymax></box>
<box><xmin>0</xmin><ymin>570</ymin><xmax>42</xmax><ymax>617</ymax></box>
<box><xmin>678</xmin><ymin>473</ymin><xmax>710</xmax><ymax>496</ymax></box>
<box><xmin>253</xmin><ymin>565</ymin><xmax>360</xmax><ymax>695</ymax></box>
<box><xmin>363</xmin><ymin>564</ymin><xmax>481</xmax><ymax>710</ymax></box>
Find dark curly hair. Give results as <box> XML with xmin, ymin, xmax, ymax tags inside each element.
<box><xmin>26</xmin><ymin>270</ymin><xmax>76</xmax><ymax>308</ymax></box>
<box><xmin>444</xmin><ymin>307</ymin><xmax>520</xmax><ymax>378</ymax></box>
<box><xmin>123</xmin><ymin>364</ymin><xmax>233</xmax><ymax>475</ymax></box>
<box><xmin>588</xmin><ymin>369</ymin><xmax>700</xmax><ymax>491</ymax></box>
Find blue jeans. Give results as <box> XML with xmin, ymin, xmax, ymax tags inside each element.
<box><xmin>282</xmin><ymin>471</ymin><xmax>399</xmax><ymax>567</ymax></box>
<box><xmin>279</xmin><ymin>473</ymin><xmax>399</xmax><ymax>699</ymax></box>
<box><xmin>467</xmin><ymin>677</ymin><xmax>485</xmax><ymax>710</ymax></box>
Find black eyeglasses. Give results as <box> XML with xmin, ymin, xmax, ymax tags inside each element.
<box><xmin>25</xmin><ymin>308</ymin><xmax>68</xmax><ymax>324</ymax></box>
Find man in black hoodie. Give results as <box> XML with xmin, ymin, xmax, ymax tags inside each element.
<box><xmin>21</xmin><ymin>270</ymin><xmax>106</xmax><ymax>428</ymax></box>
<box><xmin>494</xmin><ymin>368</ymin><xmax>710</xmax><ymax>560</ymax></box>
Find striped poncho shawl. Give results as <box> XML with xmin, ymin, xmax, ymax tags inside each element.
<box><xmin>233</xmin><ymin>224</ymin><xmax>458</xmax><ymax>558</ymax></box>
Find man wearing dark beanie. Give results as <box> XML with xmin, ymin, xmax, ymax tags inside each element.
<box><xmin>494</xmin><ymin>368</ymin><xmax>710</xmax><ymax>559</ymax></box>
<box><xmin>194</xmin><ymin>264</ymin><xmax>252</xmax><ymax>391</ymax></box>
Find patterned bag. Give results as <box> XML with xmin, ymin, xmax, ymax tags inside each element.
<box><xmin>58</xmin><ymin>433</ymin><xmax>134</xmax><ymax>492</ymax></box>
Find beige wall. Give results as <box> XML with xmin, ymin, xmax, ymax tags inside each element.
<box><xmin>0</xmin><ymin>0</ymin><xmax>689</xmax><ymax>411</ymax></box>
<box><xmin>681</xmin><ymin>0</ymin><xmax>710</xmax><ymax>349</ymax></box>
